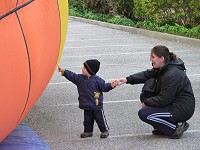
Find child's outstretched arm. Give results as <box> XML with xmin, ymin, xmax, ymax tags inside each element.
<box><xmin>58</xmin><ymin>66</ymin><xmax>80</xmax><ymax>85</ymax></box>
<box><xmin>58</xmin><ymin>66</ymin><xmax>65</xmax><ymax>76</ymax></box>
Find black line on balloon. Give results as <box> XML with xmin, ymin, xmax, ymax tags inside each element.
<box><xmin>15</xmin><ymin>12</ymin><xmax>32</xmax><ymax>124</ymax></box>
<box><xmin>0</xmin><ymin>0</ymin><xmax>34</xmax><ymax>20</ymax></box>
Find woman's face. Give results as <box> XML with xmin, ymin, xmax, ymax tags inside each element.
<box><xmin>150</xmin><ymin>52</ymin><xmax>165</xmax><ymax>69</ymax></box>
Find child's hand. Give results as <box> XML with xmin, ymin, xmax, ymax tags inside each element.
<box><xmin>58</xmin><ymin>66</ymin><xmax>64</xmax><ymax>75</ymax></box>
<box><xmin>58</xmin><ymin>66</ymin><xmax>62</xmax><ymax>72</ymax></box>
<box><xmin>111</xmin><ymin>80</ymin><xmax>118</xmax><ymax>88</ymax></box>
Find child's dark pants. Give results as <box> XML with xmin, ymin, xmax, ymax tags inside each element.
<box><xmin>83</xmin><ymin>109</ymin><xmax>109</xmax><ymax>133</ymax></box>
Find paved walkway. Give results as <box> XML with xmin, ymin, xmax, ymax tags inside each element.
<box><xmin>25</xmin><ymin>17</ymin><xmax>200</xmax><ymax>150</ymax></box>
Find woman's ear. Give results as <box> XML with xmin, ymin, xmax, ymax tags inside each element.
<box><xmin>160</xmin><ymin>56</ymin><xmax>165</xmax><ymax>63</ymax></box>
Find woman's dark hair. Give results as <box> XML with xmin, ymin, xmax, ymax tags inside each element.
<box><xmin>151</xmin><ymin>45</ymin><xmax>176</xmax><ymax>62</ymax></box>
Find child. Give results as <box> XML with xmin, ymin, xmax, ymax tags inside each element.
<box><xmin>58</xmin><ymin>59</ymin><xmax>117</xmax><ymax>138</ymax></box>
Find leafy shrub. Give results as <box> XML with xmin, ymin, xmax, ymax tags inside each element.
<box><xmin>68</xmin><ymin>0</ymin><xmax>85</xmax><ymax>9</ymax></box>
<box><xmin>107</xmin><ymin>0</ymin><xmax>134</xmax><ymax>18</ymax></box>
<box><xmin>133</xmin><ymin>0</ymin><xmax>200</xmax><ymax>27</ymax></box>
<box><xmin>107</xmin><ymin>17</ymin><xmax>136</xmax><ymax>26</ymax></box>
<box><xmin>69</xmin><ymin>3</ymin><xmax>200</xmax><ymax>39</ymax></box>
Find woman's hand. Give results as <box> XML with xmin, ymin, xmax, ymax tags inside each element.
<box><xmin>117</xmin><ymin>78</ymin><xmax>127</xmax><ymax>86</ymax></box>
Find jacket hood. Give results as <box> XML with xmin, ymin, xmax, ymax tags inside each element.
<box><xmin>161</xmin><ymin>58</ymin><xmax>186</xmax><ymax>72</ymax></box>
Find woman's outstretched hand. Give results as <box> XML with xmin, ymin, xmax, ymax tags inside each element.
<box><xmin>116</xmin><ymin>78</ymin><xmax>127</xmax><ymax>86</ymax></box>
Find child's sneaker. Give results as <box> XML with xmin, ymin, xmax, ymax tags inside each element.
<box><xmin>100</xmin><ymin>131</ymin><xmax>109</xmax><ymax>138</ymax></box>
<box><xmin>80</xmin><ymin>132</ymin><xmax>93</xmax><ymax>138</ymax></box>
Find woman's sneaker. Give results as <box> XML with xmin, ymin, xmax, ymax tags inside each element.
<box><xmin>80</xmin><ymin>132</ymin><xmax>93</xmax><ymax>138</ymax></box>
<box><xmin>152</xmin><ymin>129</ymin><xmax>165</xmax><ymax>135</ymax></box>
<box><xmin>100</xmin><ymin>131</ymin><xmax>109</xmax><ymax>138</ymax></box>
<box><xmin>170</xmin><ymin>122</ymin><xmax>189</xmax><ymax>139</ymax></box>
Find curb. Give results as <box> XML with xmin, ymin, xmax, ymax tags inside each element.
<box><xmin>69</xmin><ymin>16</ymin><xmax>200</xmax><ymax>48</ymax></box>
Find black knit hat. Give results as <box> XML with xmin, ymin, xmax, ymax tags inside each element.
<box><xmin>84</xmin><ymin>59</ymin><xmax>100</xmax><ymax>75</ymax></box>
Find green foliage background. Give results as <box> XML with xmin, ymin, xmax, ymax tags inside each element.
<box><xmin>134</xmin><ymin>0</ymin><xmax>200</xmax><ymax>27</ymax></box>
<box><xmin>68</xmin><ymin>0</ymin><xmax>200</xmax><ymax>39</ymax></box>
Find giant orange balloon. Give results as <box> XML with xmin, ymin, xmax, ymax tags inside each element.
<box><xmin>0</xmin><ymin>0</ymin><xmax>68</xmax><ymax>142</ymax></box>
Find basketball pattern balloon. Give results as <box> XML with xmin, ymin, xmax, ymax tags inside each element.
<box><xmin>0</xmin><ymin>0</ymin><xmax>68</xmax><ymax>142</ymax></box>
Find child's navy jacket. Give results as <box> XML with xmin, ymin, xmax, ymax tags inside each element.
<box><xmin>63</xmin><ymin>70</ymin><xmax>114</xmax><ymax>110</ymax></box>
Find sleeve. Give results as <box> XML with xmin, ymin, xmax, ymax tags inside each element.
<box><xmin>126</xmin><ymin>69</ymin><xmax>158</xmax><ymax>85</ymax></box>
<box><xmin>144</xmin><ymin>73</ymin><xmax>179</xmax><ymax>107</ymax></box>
<box><xmin>63</xmin><ymin>70</ymin><xmax>81</xmax><ymax>85</ymax></box>
<box><xmin>96</xmin><ymin>77</ymin><xmax>113</xmax><ymax>92</ymax></box>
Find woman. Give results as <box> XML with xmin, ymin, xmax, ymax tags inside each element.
<box><xmin>118</xmin><ymin>45</ymin><xmax>195</xmax><ymax>139</ymax></box>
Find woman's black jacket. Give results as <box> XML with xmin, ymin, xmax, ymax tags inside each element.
<box><xmin>126</xmin><ymin>58</ymin><xmax>195</xmax><ymax>122</ymax></box>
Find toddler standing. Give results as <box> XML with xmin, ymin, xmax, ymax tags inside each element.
<box><xmin>58</xmin><ymin>59</ymin><xmax>117</xmax><ymax>138</ymax></box>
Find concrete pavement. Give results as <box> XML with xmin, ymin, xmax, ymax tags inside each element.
<box><xmin>24</xmin><ymin>17</ymin><xmax>200</xmax><ymax>150</ymax></box>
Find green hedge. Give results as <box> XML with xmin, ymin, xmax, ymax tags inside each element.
<box><xmin>134</xmin><ymin>0</ymin><xmax>200</xmax><ymax>27</ymax></box>
<box><xmin>136</xmin><ymin>21</ymin><xmax>200</xmax><ymax>39</ymax></box>
<box><xmin>107</xmin><ymin>0</ymin><xmax>134</xmax><ymax>18</ymax></box>
<box><xmin>69</xmin><ymin>5</ymin><xmax>200</xmax><ymax>39</ymax></box>
<box><xmin>69</xmin><ymin>0</ymin><xmax>200</xmax><ymax>28</ymax></box>
<box><xmin>69</xmin><ymin>0</ymin><xmax>134</xmax><ymax>18</ymax></box>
